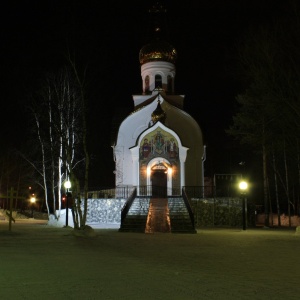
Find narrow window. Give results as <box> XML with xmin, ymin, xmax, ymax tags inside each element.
<box><xmin>155</xmin><ymin>74</ymin><xmax>162</xmax><ymax>89</ymax></box>
<box><xmin>145</xmin><ymin>75</ymin><xmax>150</xmax><ymax>93</ymax></box>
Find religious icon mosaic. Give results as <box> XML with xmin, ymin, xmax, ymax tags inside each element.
<box><xmin>140</xmin><ymin>127</ymin><xmax>179</xmax><ymax>162</ymax></box>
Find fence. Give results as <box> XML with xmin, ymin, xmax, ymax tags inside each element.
<box><xmin>86</xmin><ymin>186</ymin><xmax>211</xmax><ymax>199</ymax></box>
<box><xmin>83</xmin><ymin>186</ymin><xmax>256</xmax><ymax>228</ymax></box>
<box><xmin>86</xmin><ymin>186</ymin><xmax>135</xmax><ymax>199</ymax></box>
<box><xmin>191</xmin><ymin>197</ymin><xmax>256</xmax><ymax>228</ymax></box>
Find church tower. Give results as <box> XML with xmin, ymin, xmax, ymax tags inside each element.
<box><xmin>113</xmin><ymin>3</ymin><xmax>204</xmax><ymax>196</ymax></box>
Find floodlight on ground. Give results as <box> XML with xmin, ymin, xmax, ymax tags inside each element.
<box><xmin>30</xmin><ymin>195</ymin><xmax>36</xmax><ymax>218</ymax></box>
<box><xmin>64</xmin><ymin>180</ymin><xmax>72</xmax><ymax>227</ymax></box>
<box><xmin>239</xmin><ymin>181</ymin><xmax>248</xmax><ymax>231</ymax></box>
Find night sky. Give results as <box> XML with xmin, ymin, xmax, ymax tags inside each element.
<box><xmin>0</xmin><ymin>0</ymin><xmax>292</xmax><ymax>188</ymax></box>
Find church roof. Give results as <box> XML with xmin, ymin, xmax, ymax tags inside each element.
<box><xmin>139</xmin><ymin>39</ymin><xmax>177</xmax><ymax>65</ymax></box>
<box><xmin>139</xmin><ymin>2</ymin><xmax>177</xmax><ymax>65</ymax></box>
<box><xmin>134</xmin><ymin>92</ymin><xmax>182</xmax><ymax>111</ymax></box>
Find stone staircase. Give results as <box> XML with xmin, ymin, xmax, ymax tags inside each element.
<box><xmin>168</xmin><ymin>197</ymin><xmax>196</xmax><ymax>233</ymax></box>
<box><xmin>145</xmin><ymin>198</ymin><xmax>171</xmax><ymax>233</ymax></box>
<box><xmin>119</xmin><ymin>196</ymin><xmax>196</xmax><ymax>234</ymax></box>
<box><xmin>119</xmin><ymin>197</ymin><xmax>150</xmax><ymax>232</ymax></box>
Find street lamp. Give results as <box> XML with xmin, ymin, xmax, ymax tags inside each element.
<box><xmin>239</xmin><ymin>181</ymin><xmax>248</xmax><ymax>230</ymax></box>
<box><xmin>30</xmin><ymin>195</ymin><xmax>36</xmax><ymax>218</ymax></box>
<box><xmin>64</xmin><ymin>180</ymin><xmax>71</xmax><ymax>227</ymax></box>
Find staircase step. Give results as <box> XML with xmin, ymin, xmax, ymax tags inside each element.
<box><xmin>168</xmin><ymin>197</ymin><xmax>196</xmax><ymax>233</ymax></box>
<box><xmin>120</xmin><ymin>196</ymin><xmax>196</xmax><ymax>234</ymax></box>
<box><xmin>145</xmin><ymin>198</ymin><xmax>170</xmax><ymax>233</ymax></box>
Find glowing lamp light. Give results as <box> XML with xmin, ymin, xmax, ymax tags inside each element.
<box><xmin>64</xmin><ymin>180</ymin><xmax>71</xmax><ymax>189</ymax></box>
<box><xmin>147</xmin><ymin>167</ymin><xmax>151</xmax><ymax>176</ymax></box>
<box><xmin>30</xmin><ymin>196</ymin><xmax>36</xmax><ymax>203</ymax></box>
<box><xmin>239</xmin><ymin>181</ymin><xmax>248</xmax><ymax>191</ymax></box>
<box><xmin>168</xmin><ymin>168</ymin><xmax>173</xmax><ymax>175</ymax></box>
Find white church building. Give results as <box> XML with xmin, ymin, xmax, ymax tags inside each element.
<box><xmin>113</xmin><ymin>11</ymin><xmax>204</xmax><ymax>199</ymax></box>
<box><xmin>51</xmin><ymin>4</ymin><xmax>249</xmax><ymax>232</ymax></box>
<box><xmin>110</xmin><ymin>3</ymin><xmax>205</xmax><ymax>233</ymax></box>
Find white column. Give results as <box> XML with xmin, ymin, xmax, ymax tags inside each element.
<box><xmin>179</xmin><ymin>147</ymin><xmax>189</xmax><ymax>189</ymax></box>
<box><xmin>167</xmin><ymin>168</ymin><xmax>173</xmax><ymax>196</ymax></box>
<box><xmin>130</xmin><ymin>147</ymin><xmax>140</xmax><ymax>195</ymax></box>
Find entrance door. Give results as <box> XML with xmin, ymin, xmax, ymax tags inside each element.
<box><xmin>151</xmin><ymin>170</ymin><xmax>167</xmax><ymax>197</ymax></box>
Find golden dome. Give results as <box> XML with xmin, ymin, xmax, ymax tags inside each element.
<box><xmin>139</xmin><ymin>40</ymin><xmax>177</xmax><ymax>65</ymax></box>
<box><xmin>151</xmin><ymin>99</ymin><xmax>166</xmax><ymax>124</ymax></box>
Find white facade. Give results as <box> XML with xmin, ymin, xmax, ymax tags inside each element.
<box><xmin>113</xmin><ymin>35</ymin><xmax>204</xmax><ymax>193</ymax></box>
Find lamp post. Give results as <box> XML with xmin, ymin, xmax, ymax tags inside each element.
<box><xmin>239</xmin><ymin>181</ymin><xmax>248</xmax><ymax>230</ymax></box>
<box><xmin>30</xmin><ymin>195</ymin><xmax>36</xmax><ymax>218</ymax></box>
<box><xmin>64</xmin><ymin>180</ymin><xmax>71</xmax><ymax>227</ymax></box>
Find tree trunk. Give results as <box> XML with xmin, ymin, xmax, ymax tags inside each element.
<box><xmin>283</xmin><ymin>140</ymin><xmax>291</xmax><ymax>227</ymax></box>
<box><xmin>272</xmin><ymin>150</ymin><xmax>281</xmax><ymax>226</ymax></box>
<box><xmin>262</xmin><ymin>133</ymin><xmax>269</xmax><ymax>227</ymax></box>
<box><xmin>297</xmin><ymin>139</ymin><xmax>300</xmax><ymax>216</ymax></box>
<box><xmin>69</xmin><ymin>58</ymin><xmax>90</xmax><ymax>228</ymax></box>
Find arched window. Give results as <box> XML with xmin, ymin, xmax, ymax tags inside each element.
<box><xmin>167</xmin><ymin>75</ymin><xmax>173</xmax><ymax>92</ymax></box>
<box><xmin>155</xmin><ymin>74</ymin><xmax>162</xmax><ymax>89</ymax></box>
<box><xmin>145</xmin><ymin>75</ymin><xmax>150</xmax><ymax>93</ymax></box>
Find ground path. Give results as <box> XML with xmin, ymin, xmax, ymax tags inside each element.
<box><xmin>1</xmin><ymin>220</ymin><xmax>299</xmax><ymax>299</ymax></box>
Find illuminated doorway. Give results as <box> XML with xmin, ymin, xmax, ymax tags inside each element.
<box><xmin>151</xmin><ymin>169</ymin><xmax>167</xmax><ymax>197</ymax></box>
<box><xmin>146</xmin><ymin>158</ymin><xmax>173</xmax><ymax>196</ymax></box>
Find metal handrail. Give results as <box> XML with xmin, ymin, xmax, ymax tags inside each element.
<box><xmin>85</xmin><ymin>185</ymin><xmax>219</xmax><ymax>199</ymax></box>
<box><xmin>120</xmin><ymin>188</ymin><xmax>137</xmax><ymax>225</ymax></box>
<box><xmin>182</xmin><ymin>187</ymin><xmax>195</xmax><ymax>229</ymax></box>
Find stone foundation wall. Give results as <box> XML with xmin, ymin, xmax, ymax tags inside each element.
<box><xmin>85</xmin><ymin>198</ymin><xmax>126</xmax><ymax>224</ymax></box>
<box><xmin>48</xmin><ymin>198</ymin><xmax>126</xmax><ymax>228</ymax></box>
